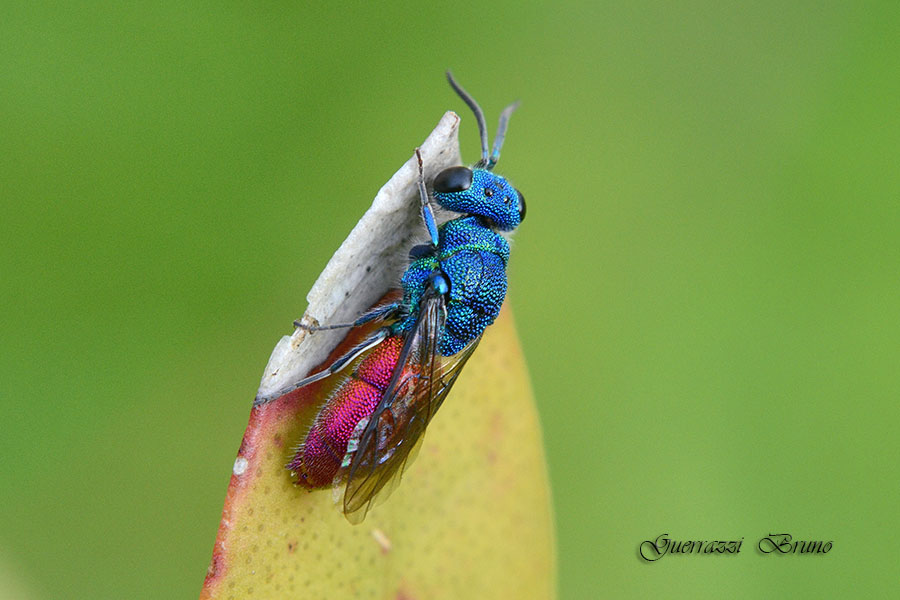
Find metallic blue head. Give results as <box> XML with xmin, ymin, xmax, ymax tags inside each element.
<box><xmin>432</xmin><ymin>167</ymin><xmax>524</xmax><ymax>231</ymax></box>
<box><xmin>434</xmin><ymin>72</ymin><xmax>526</xmax><ymax>232</ymax></box>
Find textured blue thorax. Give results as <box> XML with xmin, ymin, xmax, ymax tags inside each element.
<box><xmin>397</xmin><ymin>216</ymin><xmax>510</xmax><ymax>355</ymax></box>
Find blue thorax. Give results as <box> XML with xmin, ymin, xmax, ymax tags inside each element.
<box><xmin>396</xmin><ymin>215</ymin><xmax>512</xmax><ymax>355</ymax></box>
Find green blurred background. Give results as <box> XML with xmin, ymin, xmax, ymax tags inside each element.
<box><xmin>2</xmin><ymin>2</ymin><xmax>898</xmax><ymax>598</ymax></box>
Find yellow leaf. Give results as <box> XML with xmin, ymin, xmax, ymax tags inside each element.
<box><xmin>200</xmin><ymin>112</ymin><xmax>555</xmax><ymax>599</ymax></box>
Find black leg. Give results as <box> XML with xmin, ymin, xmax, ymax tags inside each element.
<box><xmin>294</xmin><ymin>302</ymin><xmax>400</xmax><ymax>332</ymax></box>
<box><xmin>253</xmin><ymin>327</ymin><xmax>392</xmax><ymax>406</ymax></box>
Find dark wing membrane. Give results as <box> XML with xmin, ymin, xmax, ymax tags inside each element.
<box><xmin>335</xmin><ymin>291</ymin><xmax>482</xmax><ymax>523</ymax></box>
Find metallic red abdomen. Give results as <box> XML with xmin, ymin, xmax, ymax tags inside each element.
<box><xmin>288</xmin><ymin>335</ymin><xmax>404</xmax><ymax>488</ymax></box>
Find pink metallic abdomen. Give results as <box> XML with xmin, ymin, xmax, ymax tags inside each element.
<box><xmin>288</xmin><ymin>335</ymin><xmax>404</xmax><ymax>489</ymax></box>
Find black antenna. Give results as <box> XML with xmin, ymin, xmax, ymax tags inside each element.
<box><xmin>446</xmin><ymin>71</ymin><xmax>489</xmax><ymax>167</ymax></box>
<box><xmin>488</xmin><ymin>100</ymin><xmax>520</xmax><ymax>170</ymax></box>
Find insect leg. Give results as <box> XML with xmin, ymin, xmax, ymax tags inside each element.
<box><xmin>415</xmin><ymin>148</ymin><xmax>439</xmax><ymax>249</ymax></box>
<box><xmin>294</xmin><ymin>302</ymin><xmax>400</xmax><ymax>331</ymax></box>
<box><xmin>253</xmin><ymin>327</ymin><xmax>391</xmax><ymax>406</ymax></box>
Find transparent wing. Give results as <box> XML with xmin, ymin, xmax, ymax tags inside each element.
<box><xmin>334</xmin><ymin>291</ymin><xmax>482</xmax><ymax>523</ymax></box>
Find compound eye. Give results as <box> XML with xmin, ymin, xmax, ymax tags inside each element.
<box><xmin>433</xmin><ymin>166</ymin><xmax>473</xmax><ymax>193</ymax></box>
<box><xmin>516</xmin><ymin>189</ymin><xmax>526</xmax><ymax>222</ymax></box>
